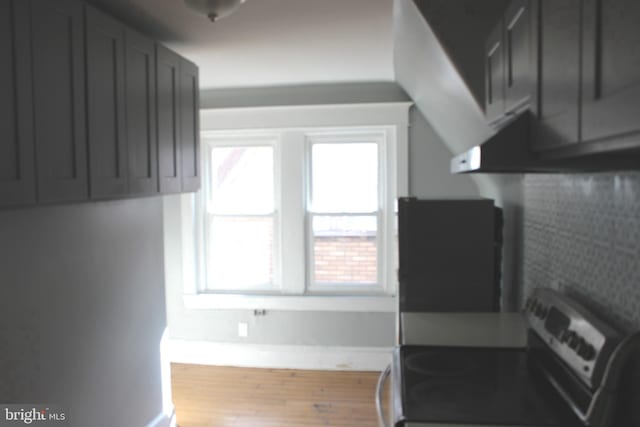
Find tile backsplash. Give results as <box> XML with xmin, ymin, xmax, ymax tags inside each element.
<box><xmin>522</xmin><ymin>171</ymin><xmax>640</xmax><ymax>331</ymax></box>
<box><xmin>519</xmin><ymin>171</ymin><xmax>640</xmax><ymax>426</ymax></box>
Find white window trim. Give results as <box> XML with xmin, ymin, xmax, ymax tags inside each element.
<box><xmin>180</xmin><ymin>102</ymin><xmax>411</xmax><ymax>312</ymax></box>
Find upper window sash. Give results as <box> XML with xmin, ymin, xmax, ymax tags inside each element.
<box><xmin>305</xmin><ymin>130</ymin><xmax>385</xmax><ymax>216</ymax></box>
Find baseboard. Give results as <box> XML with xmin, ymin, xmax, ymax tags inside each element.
<box><xmin>168</xmin><ymin>339</ymin><xmax>392</xmax><ymax>371</ymax></box>
<box><xmin>146</xmin><ymin>409</ymin><xmax>176</xmax><ymax>427</ymax></box>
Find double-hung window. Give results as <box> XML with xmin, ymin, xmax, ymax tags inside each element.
<box><xmin>201</xmin><ymin>128</ymin><xmax>395</xmax><ymax>296</ymax></box>
<box><xmin>199</xmin><ymin>125</ymin><xmax>399</xmax><ymax>298</ymax></box>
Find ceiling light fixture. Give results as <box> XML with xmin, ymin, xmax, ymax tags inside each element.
<box><xmin>184</xmin><ymin>0</ymin><xmax>247</xmax><ymax>22</ymax></box>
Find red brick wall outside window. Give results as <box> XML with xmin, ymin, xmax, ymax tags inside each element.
<box><xmin>313</xmin><ymin>235</ymin><xmax>377</xmax><ymax>284</ymax></box>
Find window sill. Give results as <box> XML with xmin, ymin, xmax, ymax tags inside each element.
<box><xmin>182</xmin><ymin>293</ymin><xmax>397</xmax><ymax>312</ymax></box>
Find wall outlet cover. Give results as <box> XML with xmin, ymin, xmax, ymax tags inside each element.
<box><xmin>238</xmin><ymin>322</ymin><xmax>249</xmax><ymax>338</ymax></box>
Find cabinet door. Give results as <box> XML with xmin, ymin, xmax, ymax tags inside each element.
<box><xmin>504</xmin><ymin>0</ymin><xmax>535</xmax><ymax>112</ymax></box>
<box><xmin>533</xmin><ymin>0</ymin><xmax>581</xmax><ymax>151</ymax></box>
<box><xmin>0</xmin><ymin>0</ymin><xmax>35</xmax><ymax>206</ymax></box>
<box><xmin>485</xmin><ymin>21</ymin><xmax>506</xmax><ymax>123</ymax></box>
<box><xmin>85</xmin><ymin>5</ymin><xmax>128</xmax><ymax>199</ymax></box>
<box><xmin>156</xmin><ymin>45</ymin><xmax>182</xmax><ymax>194</ymax></box>
<box><xmin>582</xmin><ymin>0</ymin><xmax>640</xmax><ymax>150</ymax></box>
<box><xmin>179</xmin><ymin>58</ymin><xmax>201</xmax><ymax>193</ymax></box>
<box><xmin>31</xmin><ymin>0</ymin><xmax>88</xmax><ymax>203</ymax></box>
<box><xmin>126</xmin><ymin>28</ymin><xmax>158</xmax><ymax>196</ymax></box>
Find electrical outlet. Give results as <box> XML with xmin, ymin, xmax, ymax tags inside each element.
<box><xmin>238</xmin><ymin>322</ymin><xmax>248</xmax><ymax>338</ymax></box>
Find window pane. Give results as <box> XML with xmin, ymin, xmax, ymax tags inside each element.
<box><xmin>312</xmin><ymin>215</ymin><xmax>377</xmax><ymax>285</ymax></box>
<box><xmin>311</xmin><ymin>143</ymin><xmax>378</xmax><ymax>213</ymax></box>
<box><xmin>210</xmin><ymin>146</ymin><xmax>274</xmax><ymax>214</ymax></box>
<box><xmin>207</xmin><ymin>216</ymin><xmax>274</xmax><ymax>290</ymax></box>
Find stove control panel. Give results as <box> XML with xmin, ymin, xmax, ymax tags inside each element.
<box><xmin>524</xmin><ymin>288</ymin><xmax>622</xmax><ymax>389</ymax></box>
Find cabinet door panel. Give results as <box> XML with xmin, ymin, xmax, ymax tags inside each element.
<box><xmin>533</xmin><ymin>0</ymin><xmax>581</xmax><ymax>150</ymax></box>
<box><xmin>179</xmin><ymin>58</ymin><xmax>200</xmax><ymax>192</ymax></box>
<box><xmin>126</xmin><ymin>28</ymin><xmax>157</xmax><ymax>196</ymax></box>
<box><xmin>582</xmin><ymin>0</ymin><xmax>640</xmax><ymax>147</ymax></box>
<box><xmin>505</xmin><ymin>0</ymin><xmax>534</xmax><ymax>112</ymax></box>
<box><xmin>485</xmin><ymin>21</ymin><xmax>505</xmax><ymax>123</ymax></box>
<box><xmin>0</xmin><ymin>0</ymin><xmax>35</xmax><ymax>206</ymax></box>
<box><xmin>86</xmin><ymin>5</ymin><xmax>128</xmax><ymax>199</ymax></box>
<box><xmin>156</xmin><ymin>45</ymin><xmax>182</xmax><ymax>194</ymax></box>
<box><xmin>31</xmin><ymin>0</ymin><xmax>88</xmax><ymax>203</ymax></box>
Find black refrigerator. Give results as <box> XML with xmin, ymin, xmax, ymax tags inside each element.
<box><xmin>398</xmin><ymin>197</ymin><xmax>502</xmax><ymax>312</ymax></box>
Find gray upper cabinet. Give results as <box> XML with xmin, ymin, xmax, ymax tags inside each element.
<box><xmin>581</xmin><ymin>0</ymin><xmax>640</xmax><ymax>152</ymax></box>
<box><xmin>31</xmin><ymin>0</ymin><xmax>88</xmax><ymax>203</ymax></box>
<box><xmin>1</xmin><ymin>0</ymin><xmax>200</xmax><ymax>209</ymax></box>
<box><xmin>126</xmin><ymin>28</ymin><xmax>158</xmax><ymax>196</ymax></box>
<box><xmin>0</xmin><ymin>0</ymin><xmax>36</xmax><ymax>206</ymax></box>
<box><xmin>156</xmin><ymin>45</ymin><xmax>182</xmax><ymax>194</ymax></box>
<box><xmin>179</xmin><ymin>58</ymin><xmax>201</xmax><ymax>193</ymax></box>
<box><xmin>484</xmin><ymin>22</ymin><xmax>505</xmax><ymax>123</ymax></box>
<box><xmin>532</xmin><ymin>0</ymin><xmax>582</xmax><ymax>151</ymax></box>
<box><xmin>484</xmin><ymin>0</ymin><xmax>535</xmax><ymax>124</ymax></box>
<box><xmin>504</xmin><ymin>0</ymin><xmax>535</xmax><ymax>113</ymax></box>
<box><xmin>85</xmin><ymin>5</ymin><xmax>128</xmax><ymax>199</ymax></box>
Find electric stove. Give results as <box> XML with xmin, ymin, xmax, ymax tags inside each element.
<box><xmin>378</xmin><ymin>288</ymin><xmax>640</xmax><ymax>427</ymax></box>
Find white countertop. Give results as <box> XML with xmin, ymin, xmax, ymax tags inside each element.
<box><xmin>401</xmin><ymin>312</ymin><xmax>527</xmax><ymax>348</ymax></box>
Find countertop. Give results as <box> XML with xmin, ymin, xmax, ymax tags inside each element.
<box><xmin>400</xmin><ymin>312</ymin><xmax>527</xmax><ymax>348</ymax></box>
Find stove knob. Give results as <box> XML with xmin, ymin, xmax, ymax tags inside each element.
<box><xmin>579</xmin><ymin>343</ymin><xmax>597</xmax><ymax>361</ymax></box>
<box><xmin>565</xmin><ymin>331</ymin><xmax>579</xmax><ymax>349</ymax></box>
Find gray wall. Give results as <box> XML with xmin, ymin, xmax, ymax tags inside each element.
<box><xmin>165</xmin><ymin>82</ymin><xmax>479</xmax><ymax>348</ymax></box>
<box><xmin>409</xmin><ymin>108</ymin><xmax>480</xmax><ymax>198</ymax></box>
<box><xmin>0</xmin><ymin>199</ymin><xmax>168</xmax><ymax>427</ymax></box>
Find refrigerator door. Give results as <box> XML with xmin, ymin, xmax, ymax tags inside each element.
<box><xmin>398</xmin><ymin>198</ymin><xmax>500</xmax><ymax>313</ymax></box>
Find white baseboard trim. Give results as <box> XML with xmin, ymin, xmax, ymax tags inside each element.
<box><xmin>146</xmin><ymin>409</ymin><xmax>176</xmax><ymax>427</ymax></box>
<box><xmin>168</xmin><ymin>339</ymin><xmax>392</xmax><ymax>371</ymax></box>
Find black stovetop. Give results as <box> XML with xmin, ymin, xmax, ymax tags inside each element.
<box><xmin>399</xmin><ymin>346</ymin><xmax>582</xmax><ymax>426</ymax></box>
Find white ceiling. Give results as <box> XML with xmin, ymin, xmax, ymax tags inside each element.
<box><xmin>87</xmin><ymin>0</ymin><xmax>395</xmax><ymax>90</ymax></box>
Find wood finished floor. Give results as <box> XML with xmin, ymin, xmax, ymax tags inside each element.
<box><xmin>171</xmin><ymin>363</ymin><xmax>385</xmax><ymax>427</ymax></box>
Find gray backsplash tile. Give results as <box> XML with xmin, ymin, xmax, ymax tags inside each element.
<box><xmin>522</xmin><ymin>171</ymin><xmax>640</xmax><ymax>332</ymax></box>
<box><xmin>519</xmin><ymin>172</ymin><xmax>640</xmax><ymax>426</ymax></box>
